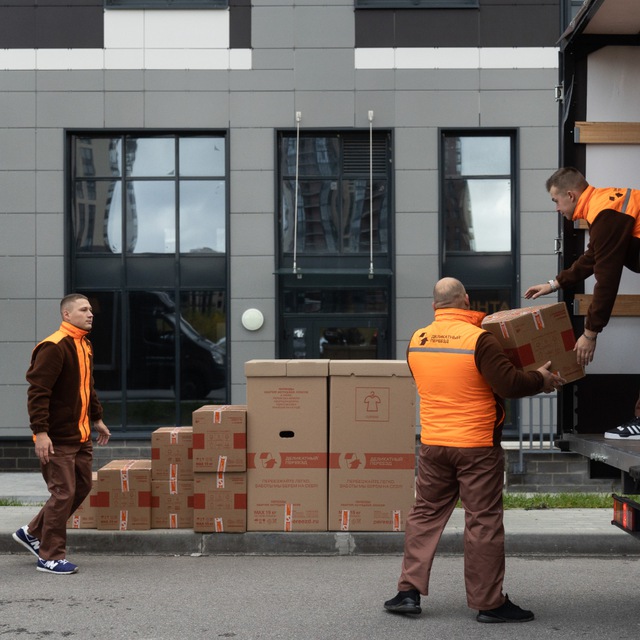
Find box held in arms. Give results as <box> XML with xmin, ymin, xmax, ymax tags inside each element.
<box><xmin>95</xmin><ymin>460</ymin><xmax>152</xmax><ymax>531</ymax></box>
<box><xmin>193</xmin><ymin>472</ymin><xmax>247</xmax><ymax>533</ymax></box>
<box><xmin>245</xmin><ymin>359</ymin><xmax>328</xmax><ymax>532</ymax></box>
<box><xmin>328</xmin><ymin>360</ymin><xmax>416</xmax><ymax>532</ymax></box>
<box><xmin>151</xmin><ymin>426</ymin><xmax>193</xmax><ymax>481</ymax></box>
<box><xmin>192</xmin><ymin>405</ymin><xmax>247</xmax><ymax>473</ymax></box>
<box><xmin>66</xmin><ymin>472</ymin><xmax>98</xmax><ymax>529</ymax></box>
<box><xmin>481</xmin><ymin>302</ymin><xmax>584</xmax><ymax>383</ymax></box>
<box><xmin>151</xmin><ymin>479</ymin><xmax>194</xmax><ymax>529</ymax></box>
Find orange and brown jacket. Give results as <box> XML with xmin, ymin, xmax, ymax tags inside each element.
<box><xmin>559</xmin><ymin>185</ymin><xmax>640</xmax><ymax>332</ymax></box>
<box><xmin>26</xmin><ymin>321</ymin><xmax>103</xmax><ymax>445</ymax></box>
<box><xmin>407</xmin><ymin>308</ymin><xmax>544</xmax><ymax>448</ymax></box>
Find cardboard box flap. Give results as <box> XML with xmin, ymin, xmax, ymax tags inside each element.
<box><xmin>245</xmin><ymin>359</ymin><xmax>329</xmax><ymax>378</ymax></box>
<box><xmin>245</xmin><ymin>360</ymin><xmax>288</xmax><ymax>377</ymax></box>
<box><xmin>285</xmin><ymin>359</ymin><xmax>329</xmax><ymax>377</ymax></box>
<box><xmin>329</xmin><ymin>360</ymin><xmax>411</xmax><ymax>377</ymax></box>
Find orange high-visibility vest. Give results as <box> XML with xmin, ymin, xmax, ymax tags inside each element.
<box><xmin>407</xmin><ymin>308</ymin><xmax>503</xmax><ymax>448</ymax></box>
<box><xmin>573</xmin><ymin>185</ymin><xmax>640</xmax><ymax>238</ymax></box>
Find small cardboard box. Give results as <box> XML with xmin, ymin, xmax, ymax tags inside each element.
<box><xmin>328</xmin><ymin>360</ymin><xmax>416</xmax><ymax>532</ymax></box>
<box><xmin>245</xmin><ymin>359</ymin><xmax>329</xmax><ymax>531</ymax></box>
<box><xmin>193</xmin><ymin>472</ymin><xmax>247</xmax><ymax>533</ymax></box>
<box><xmin>151</xmin><ymin>426</ymin><xmax>193</xmax><ymax>481</ymax></box>
<box><xmin>66</xmin><ymin>472</ymin><xmax>98</xmax><ymax>529</ymax></box>
<box><xmin>192</xmin><ymin>405</ymin><xmax>247</xmax><ymax>473</ymax></box>
<box><xmin>151</xmin><ymin>479</ymin><xmax>194</xmax><ymax>529</ymax></box>
<box><xmin>481</xmin><ymin>302</ymin><xmax>584</xmax><ymax>383</ymax></box>
<box><xmin>95</xmin><ymin>460</ymin><xmax>152</xmax><ymax>531</ymax></box>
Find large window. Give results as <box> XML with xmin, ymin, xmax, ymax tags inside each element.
<box><xmin>69</xmin><ymin>132</ymin><xmax>228</xmax><ymax>432</ymax></box>
<box><xmin>441</xmin><ymin>130</ymin><xmax>518</xmax><ymax>315</ymax></box>
<box><xmin>277</xmin><ymin>130</ymin><xmax>394</xmax><ymax>360</ymax></box>
<box><xmin>279</xmin><ymin>131</ymin><xmax>391</xmax><ymax>269</ymax></box>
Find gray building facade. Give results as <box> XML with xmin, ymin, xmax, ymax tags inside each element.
<box><xmin>1</xmin><ymin>0</ymin><xmax>573</xmax><ymax>468</ymax></box>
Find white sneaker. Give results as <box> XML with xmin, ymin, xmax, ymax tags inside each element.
<box><xmin>605</xmin><ymin>417</ymin><xmax>640</xmax><ymax>440</ymax></box>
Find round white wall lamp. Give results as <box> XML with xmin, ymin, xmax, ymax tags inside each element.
<box><xmin>241</xmin><ymin>308</ymin><xmax>264</xmax><ymax>331</ymax></box>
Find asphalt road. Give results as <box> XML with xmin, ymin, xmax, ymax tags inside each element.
<box><xmin>2</xmin><ymin>554</ymin><xmax>639</xmax><ymax>639</ymax></box>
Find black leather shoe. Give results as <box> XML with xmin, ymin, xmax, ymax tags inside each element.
<box><xmin>384</xmin><ymin>589</ymin><xmax>422</xmax><ymax>614</ymax></box>
<box><xmin>476</xmin><ymin>594</ymin><xmax>534</xmax><ymax>623</ymax></box>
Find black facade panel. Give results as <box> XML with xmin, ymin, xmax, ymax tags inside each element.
<box><xmin>230</xmin><ymin>0</ymin><xmax>251</xmax><ymax>49</ymax></box>
<box><xmin>395</xmin><ymin>9</ymin><xmax>480</xmax><ymax>48</ymax></box>
<box><xmin>0</xmin><ymin>7</ymin><xmax>36</xmax><ymax>48</ymax></box>
<box><xmin>480</xmin><ymin>4</ymin><xmax>560</xmax><ymax>47</ymax></box>
<box><xmin>354</xmin><ymin>9</ymin><xmax>396</xmax><ymax>48</ymax></box>
<box><xmin>355</xmin><ymin>1</ymin><xmax>561</xmax><ymax>48</ymax></box>
<box><xmin>36</xmin><ymin>7</ymin><xmax>104</xmax><ymax>48</ymax></box>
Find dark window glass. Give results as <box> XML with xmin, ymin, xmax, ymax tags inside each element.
<box><xmin>279</xmin><ymin>132</ymin><xmax>391</xmax><ymax>260</ymax></box>
<box><xmin>72</xmin><ymin>135</ymin><xmax>226</xmax><ymax>256</ymax></box>
<box><xmin>283</xmin><ymin>287</ymin><xmax>389</xmax><ymax>314</ymax></box>
<box><xmin>443</xmin><ymin>136</ymin><xmax>512</xmax><ymax>253</ymax></box>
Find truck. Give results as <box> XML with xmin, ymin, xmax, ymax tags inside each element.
<box><xmin>553</xmin><ymin>0</ymin><xmax>640</xmax><ymax>538</ymax></box>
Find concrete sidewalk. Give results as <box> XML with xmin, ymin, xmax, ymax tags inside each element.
<box><xmin>2</xmin><ymin>472</ymin><xmax>639</xmax><ymax>557</ymax></box>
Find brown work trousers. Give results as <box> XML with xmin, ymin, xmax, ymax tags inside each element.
<box><xmin>397</xmin><ymin>444</ymin><xmax>505</xmax><ymax>611</ymax></box>
<box><xmin>28</xmin><ymin>441</ymin><xmax>93</xmax><ymax>561</ymax></box>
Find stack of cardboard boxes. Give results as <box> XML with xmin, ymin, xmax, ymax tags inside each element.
<box><xmin>67</xmin><ymin>359</ymin><xmax>417</xmax><ymax>534</ymax></box>
<box><xmin>192</xmin><ymin>405</ymin><xmax>248</xmax><ymax>532</ymax></box>
<box><xmin>150</xmin><ymin>427</ymin><xmax>194</xmax><ymax>529</ymax></box>
<box><xmin>245</xmin><ymin>359</ymin><xmax>416</xmax><ymax>532</ymax></box>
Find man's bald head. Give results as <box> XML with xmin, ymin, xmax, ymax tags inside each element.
<box><xmin>433</xmin><ymin>278</ymin><xmax>469</xmax><ymax>310</ymax></box>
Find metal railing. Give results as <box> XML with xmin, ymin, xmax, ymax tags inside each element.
<box><xmin>514</xmin><ymin>392</ymin><xmax>558</xmax><ymax>473</ymax></box>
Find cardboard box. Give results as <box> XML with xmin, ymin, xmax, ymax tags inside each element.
<box><xmin>481</xmin><ymin>302</ymin><xmax>584</xmax><ymax>383</ymax></box>
<box><xmin>151</xmin><ymin>426</ymin><xmax>193</xmax><ymax>481</ymax></box>
<box><xmin>328</xmin><ymin>360</ymin><xmax>416</xmax><ymax>532</ymax></box>
<box><xmin>245</xmin><ymin>359</ymin><xmax>328</xmax><ymax>531</ymax></box>
<box><xmin>66</xmin><ymin>472</ymin><xmax>98</xmax><ymax>529</ymax></box>
<box><xmin>193</xmin><ymin>473</ymin><xmax>247</xmax><ymax>533</ymax></box>
<box><xmin>151</xmin><ymin>480</ymin><xmax>194</xmax><ymax>529</ymax></box>
<box><xmin>95</xmin><ymin>460</ymin><xmax>152</xmax><ymax>531</ymax></box>
<box><xmin>192</xmin><ymin>405</ymin><xmax>247</xmax><ymax>473</ymax></box>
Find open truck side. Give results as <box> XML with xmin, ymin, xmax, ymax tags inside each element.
<box><xmin>554</xmin><ymin>0</ymin><xmax>640</xmax><ymax>538</ymax></box>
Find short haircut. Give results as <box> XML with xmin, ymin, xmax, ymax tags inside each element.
<box><xmin>60</xmin><ymin>293</ymin><xmax>89</xmax><ymax>313</ymax></box>
<box><xmin>545</xmin><ymin>167</ymin><xmax>589</xmax><ymax>193</ymax></box>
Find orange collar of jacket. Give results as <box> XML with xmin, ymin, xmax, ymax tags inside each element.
<box><xmin>433</xmin><ymin>307</ymin><xmax>486</xmax><ymax>327</ymax></box>
<box><xmin>59</xmin><ymin>321</ymin><xmax>89</xmax><ymax>340</ymax></box>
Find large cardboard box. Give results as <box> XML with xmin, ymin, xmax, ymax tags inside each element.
<box><xmin>95</xmin><ymin>460</ymin><xmax>152</xmax><ymax>531</ymax></box>
<box><xmin>328</xmin><ymin>360</ymin><xmax>416</xmax><ymax>532</ymax></box>
<box><xmin>151</xmin><ymin>479</ymin><xmax>194</xmax><ymax>529</ymax></box>
<box><xmin>66</xmin><ymin>472</ymin><xmax>98</xmax><ymax>529</ymax></box>
<box><xmin>193</xmin><ymin>473</ymin><xmax>247</xmax><ymax>533</ymax></box>
<box><xmin>481</xmin><ymin>302</ymin><xmax>584</xmax><ymax>383</ymax></box>
<box><xmin>192</xmin><ymin>405</ymin><xmax>247</xmax><ymax>473</ymax></box>
<box><xmin>245</xmin><ymin>359</ymin><xmax>328</xmax><ymax>531</ymax></box>
<box><xmin>151</xmin><ymin>426</ymin><xmax>193</xmax><ymax>481</ymax></box>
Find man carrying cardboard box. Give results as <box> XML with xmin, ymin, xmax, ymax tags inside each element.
<box><xmin>524</xmin><ymin>167</ymin><xmax>640</xmax><ymax>366</ymax></box>
<box><xmin>384</xmin><ymin>278</ymin><xmax>563</xmax><ymax>623</ymax></box>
